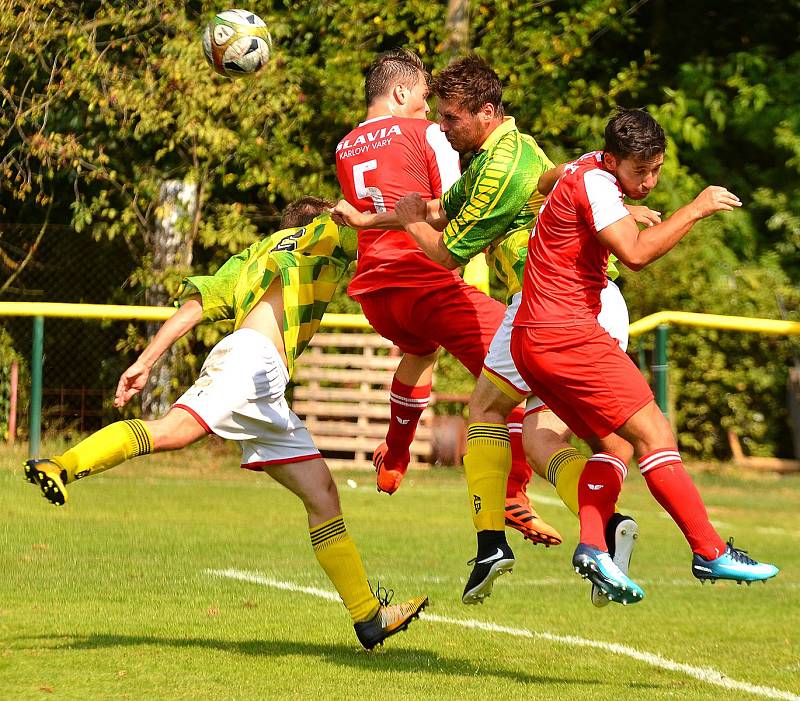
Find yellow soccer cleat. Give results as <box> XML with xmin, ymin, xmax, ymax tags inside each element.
<box><xmin>354</xmin><ymin>592</ymin><xmax>428</xmax><ymax>650</ymax></box>
<box><xmin>23</xmin><ymin>459</ymin><xmax>69</xmax><ymax>506</ymax></box>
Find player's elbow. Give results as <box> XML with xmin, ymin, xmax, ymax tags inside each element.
<box><xmin>624</xmin><ymin>259</ymin><xmax>646</xmax><ymax>272</ymax></box>
<box><xmin>617</xmin><ymin>253</ymin><xmax>648</xmax><ymax>272</ymax></box>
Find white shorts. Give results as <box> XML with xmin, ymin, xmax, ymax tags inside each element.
<box><xmin>482</xmin><ymin>280</ymin><xmax>630</xmax><ymax>413</ymax></box>
<box><xmin>174</xmin><ymin>328</ymin><xmax>320</xmax><ymax>469</ymax></box>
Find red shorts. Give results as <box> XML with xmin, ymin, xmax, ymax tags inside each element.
<box><xmin>355</xmin><ymin>280</ymin><xmax>505</xmax><ymax>377</ymax></box>
<box><xmin>510</xmin><ymin>322</ymin><xmax>653</xmax><ymax>439</ymax></box>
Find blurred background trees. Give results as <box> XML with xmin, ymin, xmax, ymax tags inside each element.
<box><xmin>2</xmin><ymin>0</ymin><xmax>799</xmax><ymax>458</ymax></box>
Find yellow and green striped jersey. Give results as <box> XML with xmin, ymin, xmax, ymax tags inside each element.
<box><xmin>178</xmin><ymin>213</ymin><xmax>357</xmax><ymax>378</ymax></box>
<box><xmin>441</xmin><ymin>117</ymin><xmax>553</xmax><ymax>294</ymax></box>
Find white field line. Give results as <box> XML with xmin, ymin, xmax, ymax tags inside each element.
<box><xmin>207</xmin><ymin>568</ymin><xmax>799</xmax><ymax>701</ymax></box>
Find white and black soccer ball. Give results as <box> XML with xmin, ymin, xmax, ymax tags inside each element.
<box><xmin>202</xmin><ymin>9</ymin><xmax>271</xmax><ymax>79</ymax></box>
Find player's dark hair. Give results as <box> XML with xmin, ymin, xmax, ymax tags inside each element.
<box><xmin>604</xmin><ymin>109</ymin><xmax>667</xmax><ymax>162</ymax></box>
<box><xmin>364</xmin><ymin>48</ymin><xmax>428</xmax><ymax>106</ymax></box>
<box><xmin>432</xmin><ymin>54</ymin><xmax>504</xmax><ymax>116</ymax></box>
<box><xmin>280</xmin><ymin>196</ymin><xmax>334</xmax><ymax>229</ymax></box>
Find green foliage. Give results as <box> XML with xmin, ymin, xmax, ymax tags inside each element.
<box><xmin>3</xmin><ymin>1</ymin><xmax>800</xmax><ymax>457</ymax></box>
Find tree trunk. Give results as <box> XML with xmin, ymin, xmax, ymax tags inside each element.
<box><xmin>444</xmin><ymin>0</ymin><xmax>470</xmax><ymax>58</ymax></box>
<box><xmin>140</xmin><ymin>179</ymin><xmax>198</xmax><ymax>419</ymax></box>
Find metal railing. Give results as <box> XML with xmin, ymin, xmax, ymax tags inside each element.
<box><xmin>3</xmin><ymin>301</ymin><xmax>800</xmax><ymax>458</ymax></box>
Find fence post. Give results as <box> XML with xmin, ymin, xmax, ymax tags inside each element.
<box><xmin>8</xmin><ymin>360</ymin><xmax>18</xmax><ymax>444</ymax></box>
<box><xmin>29</xmin><ymin>315</ymin><xmax>44</xmax><ymax>458</ymax></box>
<box><xmin>653</xmin><ymin>323</ymin><xmax>669</xmax><ymax>416</ymax></box>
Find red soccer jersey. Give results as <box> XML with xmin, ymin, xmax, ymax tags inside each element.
<box><xmin>514</xmin><ymin>151</ymin><xmax>630</xmax><ymax>327</ymax></box>
<box><xmin>335</xmin><ymin>116</ymin><xmax>461</xmax><ymax>295</ymax></box>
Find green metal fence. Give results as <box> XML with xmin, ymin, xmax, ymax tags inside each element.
<box><xmin>4</xmin><ymin>302</ymin><xmax>800</xmax><ymax>458</ymax></box>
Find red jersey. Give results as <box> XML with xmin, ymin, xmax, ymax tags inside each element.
<box><xmin>514</xmin><ymin>151</ymin><xmax>630</xmax><ymax>328</ymax></box>
<box><xmin>335</xmin><ymin>116</ymin><xmax>461</xmax><ymax>295</ymax></box>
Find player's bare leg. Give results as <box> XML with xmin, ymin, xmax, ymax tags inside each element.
<box><xmin>265</xmin><ymin>457</ymin><xmax>428</xmax><ymax>648</ymax></box>
<box><xmin>374</xmin><ymin>350</ymin><xmax>437</xmax><ymax>494</ymax></box>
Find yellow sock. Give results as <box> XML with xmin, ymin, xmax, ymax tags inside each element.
<box><xmin>310</xmin><ymin>516</ymin><xmax>379</xmax><ymax>623</ymax></box>
<box><xmin>544</xmin><ymin>448</ymin><xmax>586</xmax><ymax>517</ymax></box>
<box><xmin>463</xmin><ymin>423</ymin><xmax>511</xmax><ymax>532</ymax></box>
<box><xmin>53</xmin><ymin>419</ymin><xmax>153</xmax><ymax>482</ymax></box>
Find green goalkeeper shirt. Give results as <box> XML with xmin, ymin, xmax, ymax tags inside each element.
<box><xmin>177</xmin><ymin>213</ymin><xmax>357</xmax><ymax>378</ymax></box>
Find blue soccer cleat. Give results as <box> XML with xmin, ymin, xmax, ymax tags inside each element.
<box><xmin>591</xmin><ymin>513</ymin><xmax>639</xmax><ymax>608</ymax></box>
<box><xmin>573</xmin><ymin>543</ymin><xmax>644</xmax><ymax>606</ymax></box>
<box><xmin>692</xmin><ymin>538</ymin><xmax>779</xmax><ymax>584</ymax></box>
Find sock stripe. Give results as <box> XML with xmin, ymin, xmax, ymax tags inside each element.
<box><xmin>310</xmin><ymin>520</ymin><xmax>346</xmax><ymax>544</ymax></box>
<box><xmin>390</xmin><ymin>392</ymin><xmax>430</xmax><ymax>408</ymax></box>
<box><xmin>589</xmin><ymin>452</ymin><xmax>628</xmax><ymax>480</ymax></box>
<box><xmin>310</xmin><ymin>517</ymin><xmax>347</xmax><ymax>549</ymax></box>
<box><xmin>506</xmin><ymin>422</ymin><xmax>523</xmax><ymax>434</ymax></box>
<box><xmin>467</xmin><ymin>424</ymin><xmax>510</xmax><ymax>444</ymax></box>
<box><xmin>639</xmin><ymin>450</ymin><xmax>682</xmax><ymax>474</ymax></box>
<box><xmin>547</xmin><ymin>448</ymin><xmax>583</xmax><ymax>485</ymax></box>
<box><xmin>124</xmin><ymin>420</ymin><xmax>152</xmax><ymax>457</ymax></box>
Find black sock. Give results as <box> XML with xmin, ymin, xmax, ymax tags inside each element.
<box><xmin>477</xmin><ymin>529</ymin><xmax>507</xmax><ymax>554</ymax></box>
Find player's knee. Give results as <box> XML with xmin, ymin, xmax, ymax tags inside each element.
<box><xmin>303</xmin><ymin>473</ymin><xmax>341</xmax><ymax>522</ymax></box>
<box><xmin>148</xmin><ymin>411</ymin><xmax>206</xmax><ymax>451</ymax></box>
<box><xmin>468</xmin><ymin>379</ymin><xmax>515</xmax><ymax>424</ymax></box>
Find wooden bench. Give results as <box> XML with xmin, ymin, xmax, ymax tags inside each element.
<box><xmin>292</xmin><ymin>332</ymin><xmax>436</xmax><ymax>470</ymax></box>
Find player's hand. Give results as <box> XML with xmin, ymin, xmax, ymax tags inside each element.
<box><xmin>691</xmin><ymin>186</ymin><xmax>742</xmax><ymax>219</ymax></box>
<box><xmin>395</xmin><ymin>193</ymin><xmax>427</xmax><ymax>227</ymax></box>
<box><xmin>626</xmin><ymin>205</ymin><xmax>662</xmax><ymax>227</ymax></box>
<box><xmin>331</xmin><ymin>200</ymin><xmax>370</xmax><ymax>228</ymax></box>
<box><xmin>114</xmin><ymin>360</ymin><xmax>151</xmax><ymax>408</ymax></box>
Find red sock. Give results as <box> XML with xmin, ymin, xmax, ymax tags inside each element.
<box><xmin>578</xmin><ymin>453</ymin><xmax>627</xmax><ymax>550</ymax></box>
<box><xmin>505</xmin><ymin>407</ymin><xmax>531</xmax><ymax>499</ymax></box>
<box><xmin>385</xmin><ymin>377</ymin><xmax>431</xmax><ymax>470</ymax></box>
<box><xmin>639</xmin><ymin>449</ymin><xmax>726</xmax><ymax>560</ymax></box>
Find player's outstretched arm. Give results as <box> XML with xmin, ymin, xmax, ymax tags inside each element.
<box><xmin>331</xmin><ymin>198</ymin><xmax>447</xmax><ymax>231</ymax></box>
<box><xmin>597</xmin><ymin>186</ymin><xmax>741</xmax><ymax>271</ymax></box>
<box><xmin>114</xmin><ymin>297</ymin><xmax>204</xmax><ymax>408</ymax></box>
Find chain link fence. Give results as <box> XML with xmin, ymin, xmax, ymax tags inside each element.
<box><xmin>2</xmin><ymin>223</ymin><xmax>158</xmax><ymax>443</ymax></box>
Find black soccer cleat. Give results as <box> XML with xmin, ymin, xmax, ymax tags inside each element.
<box><xmin>461</xmin><ymin>540</ymin><xmax>515</xmax><ymax>605</ymax></box>
<box><xmin>354</xmin><ymin>594</ymin><xmax>428</xmax><ymax>650</ymax></box>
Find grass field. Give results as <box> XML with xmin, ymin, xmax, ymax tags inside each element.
<box><xmin>1</xmin><ymin>440</ymin><xmax>798</xmax><ymax>700</ymax></box>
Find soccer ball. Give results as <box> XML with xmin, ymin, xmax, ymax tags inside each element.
<box><xmin>202</xmin><ymin>9</ymin><xmax>271</xmax><ymax>79</ymax></box>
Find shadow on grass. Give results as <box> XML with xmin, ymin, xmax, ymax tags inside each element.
<box><xmin>21</xmin><ymin>633</ymin><xmax>606</xmax><ymax>687</ymax></box>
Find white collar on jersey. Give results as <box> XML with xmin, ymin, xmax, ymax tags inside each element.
<box><xmin>358</xmin><ymin>115</ymin><xmax>394</xmax><ymax>127</ymax></box>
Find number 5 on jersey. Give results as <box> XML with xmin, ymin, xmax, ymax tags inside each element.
<box><xmin>352</xmin><ymin>160</ymin><xmax>386</xmax><ymax>213</ymax></box>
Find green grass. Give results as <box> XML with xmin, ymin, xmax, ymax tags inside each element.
<box><xmin>1</xmin><ymin>440</ymin><xmax>798</xmax><ymax>700</ymax></box>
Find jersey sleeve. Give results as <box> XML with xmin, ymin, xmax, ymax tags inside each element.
<box><xmin>176</xmin><ymin>244</ymin><xmax>253</xmax><ymax>322</ymax></box>
<box><xmin>442</xmin><ymin>157</ymin><xmax>536</xmax><ymax>265</ymax></box>
<box><xmin>338</xmin><ymin>225</ymin><xmax>359</xmax><ymax>263</ymax></box>
<box><xmin>424</xmin><ymin>123</ymin><xmax>461</xmax><ymax>195</ymax></box>
<box><xmin>580</xmin><ymin>170</ymin><xmax>630</xmax><ymax>233</ymax></box>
